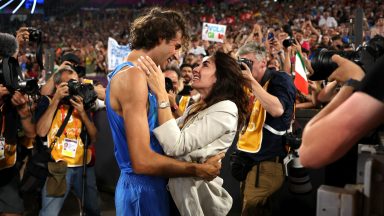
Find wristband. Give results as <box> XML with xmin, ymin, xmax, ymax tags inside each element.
<box><xmin>344</xmin><ymin>78</ymin><xmax>361</xmax><ymax>90</ymax></box>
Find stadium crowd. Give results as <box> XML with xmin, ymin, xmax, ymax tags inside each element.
<box><xmin>0</xmin><ymin>0</ymin><xmax>383</xmax><ymax>215</ymax></box>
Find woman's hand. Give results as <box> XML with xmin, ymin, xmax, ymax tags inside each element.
<box><xmin>137</xmin><ymin>56</ymin><xmax>167</xmax><ymax>97</ymax></box>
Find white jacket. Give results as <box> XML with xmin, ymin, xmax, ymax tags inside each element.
<box><xmin>153</xmin><ymin>100</ymin><xmax>237</xmax><ymax>216</ymax></box>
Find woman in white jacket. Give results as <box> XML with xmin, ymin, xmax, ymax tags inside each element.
<box><xmin>137</xmin><ymin>51</ymin><xmax>250</xmax><ymax>216</ymax></box>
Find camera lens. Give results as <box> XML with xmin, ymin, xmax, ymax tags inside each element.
<box><xmin>310</xmin><ymin>49</ymin><xmax>359</xmax><ymax>81</ymax></box>
<box><xmin>288</xmin><ymin>164</ymin><xmax>313</xmax><ymax>194</ymax></box>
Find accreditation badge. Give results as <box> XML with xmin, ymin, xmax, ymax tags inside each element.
<box><xmin>0</xmin><ymin>137</ymin><xmax>5</xmax><ymax>160</ymax></box>
<box><xmin>61</xmin><ymin>138</ymin><xmax>78</xmax><ymax>158</ymax></box>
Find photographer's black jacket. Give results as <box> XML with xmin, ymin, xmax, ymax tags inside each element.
<box><xmin>246</xmin><ymin>70</ymin><xmax>296</xmax><ymax>162</ymax></box>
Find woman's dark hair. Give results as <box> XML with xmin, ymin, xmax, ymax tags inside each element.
<box><xmin>187</xmin><ymin>51</ymin><xmax>250</xmax><ymax>131</ymax></box>
<box><xmin>129</xmin><ymin>7</ymin><xmax>189</xmax><ymax>50</ymax></box>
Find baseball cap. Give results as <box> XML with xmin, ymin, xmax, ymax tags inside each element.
<box><xmin>61</xmin><ymin>52</ymin><xmax>80</xmax><ymax>65</ymax></box>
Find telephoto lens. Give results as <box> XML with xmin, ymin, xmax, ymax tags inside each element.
<box><xmin>283</xmin><ymin>133</ymin><xmax>313</xmax><ymax>194</ymax></box>
<box><xmin>286</xmin><ymin>152</ymin><xmax>313</xmax><ymax>194</ymax></box>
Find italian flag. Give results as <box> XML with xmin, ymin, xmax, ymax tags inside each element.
<box><xmin>294</xmin><ymin>52</ymin><xmax>309</xmax><ymax>95</ymax></box>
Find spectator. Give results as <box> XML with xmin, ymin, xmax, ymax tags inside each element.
<box><xmin>370</xmin><ymin>17</ymin><xmax>384</xmax><ymax>37</ymax></box>
<box><xmin>138</xmin><ymin>51</ymin><xmax>250</xmax><ymax>216</ymax></box>
<box><xmin>318</xmin><ymin>11</ymin><xmax>338</xmax><ymax>28</ymax></box>
<box><xmin>188</xmin><ymin>36</ymin><xmax>207</xmax><ymax>56</ymax></box>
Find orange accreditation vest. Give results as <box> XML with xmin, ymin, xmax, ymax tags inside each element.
<box><xmin>47</xmin><ymin>105</ymin><xmax>91</xmax><ymax>167</ymax></box>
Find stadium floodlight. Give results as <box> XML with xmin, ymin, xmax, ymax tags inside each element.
<box><xmin>12</xmin><ymin>0</ymin><xmax>25</xmax><ymax>14</ymax></box>
<box><xmin>30</xmin><ymin>0</ymin><xmax>36</xmax><ymax>14</ymax></box>
<box><xmin>1</xmin><ymin>0</ymin><xmax>38</xmax><ymax>14</ymax></box>
<box><xmin>0</xmin><ymin>0</ymin><xmax>15</xmax><ymax>10</ymax></box>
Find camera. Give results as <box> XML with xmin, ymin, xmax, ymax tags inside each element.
<box><xmin>310</xmin><ymin>35</ymin><xmax>384</xmax><ymax>81</ymax></box>
<box><xmin>283</xmin><ymin>131</ymin><xmax>313</xmax><ymax>194</ymax></box>
<box><xmin>64</xmin><ymin>79</ymin><xmax>97</xmax><ymax>110</ymax></box>
<box><xmin>27</xmin><ymin>27</ymin><xmax>42</xmax><ymax>42</ymax></box>
<box><xmin>165</xmin><ymin>77</ymin><xmax>174</xmax><ymax>93</ymax></box>
<box><xmin>18</xmin><ymin>79</ymin><xmax>40</xmax><ymax>96</ymax></box>
<box><xmin>283</xmin><ymin>38</ymin><xmax>296</xmax><ymax>48</ymax></box>
<box><xmin>237</xmin><ymin>58</ymin><xmax>253</xmax><ymax>71</ymax></box>
<box><xmin>0</xmin><ymin>57</ymin><xmax>40</xmax><ymax>97</ymax></box>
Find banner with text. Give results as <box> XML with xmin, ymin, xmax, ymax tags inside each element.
<box><xmin>107</xmin><ymin>37</ymin><xmax>131</xmax><ymax>71</ymax></box>
<box><xmin>201</xmin><ymin>22</ymin><xmax>227</xmax><ymax>43</ymax></box>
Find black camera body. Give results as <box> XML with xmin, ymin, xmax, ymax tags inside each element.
<box><xmin>283</xmin><ymin>38</ymin><xmax>296</xmax><ymax>48</ymax></box>
<box><xmin>237</xmin><ymin>58</ymin><xmax>253</xmax><ymax>71</ymax></box>
<box><xmin>284</xmin><ymin>132</ymin><xmax>302</xmax><ymax>150</ymax></box>
<box><xmin>310</xmin><ymin>35</ymin><xmax>384</xmax><ymax>81</ymax></box>
<box><xmin>0</xmin><ymin>57</ymin><xmax>40</xmax><ymax>97</ymax></box>
<box><xmin>18</xmin><ymin>79</ymin><xmax>40</xmax><ymax>96</ymax></box>
<box><xmin>27</xmin><ymin>27</ymin><xmax>42</xmax><ymax>42</ymax></box>
<box><xmin>65</xmin><ymin>79</ymin><xmax>97</xmax><ymax>110</ymax></box>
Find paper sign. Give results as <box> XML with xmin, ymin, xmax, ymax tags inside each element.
<box><xmin>201</xmin><ymin>22</ymin><xmax>227</xmax><ymax>43</ymax></box>
<box><xmin>107</xmin><ymin>37</ymin><xmax>131</xmax><ymax>71</ymax></box>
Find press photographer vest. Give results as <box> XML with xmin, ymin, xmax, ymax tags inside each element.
<box><xmin>0</xmin><ymin>103</ymin><xmax>34</xmax><ymax>170</ymax></box>
<box><xmin>178</xmin><ymin>96</ymin><xmax>191</xmax><ymax>113</ymax></box>
<box><xmin>237</xmin><ymin>81</ymin><xmax>270</xmax><ymax>153</ymax></box>
<box><xmin>47</xmin><ymin>105</ymin><xmax>91</xmax><ymax>167</ymax></box>
<box><xmin>0</xmin><ymin>144</ymin><xmax>16</xmax><ymax>170</ymax></box>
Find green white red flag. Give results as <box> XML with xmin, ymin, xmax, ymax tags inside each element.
<box><xmin>294</xmin><ymin>52</ymin><xmax>309</xmax><ymax>95</ymax></box>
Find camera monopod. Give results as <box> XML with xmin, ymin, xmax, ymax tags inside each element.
<box><xmin>81</xmin><ymin>124</ymin><xmax>89</xmax><ymax>216</ymax></box>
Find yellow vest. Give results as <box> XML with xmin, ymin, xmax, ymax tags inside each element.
<box><xmin>0</xmin><ymin>144</ymin><xmax>16</xmax><ymax>171</ymax></box>
<box><xmin>178</xmin><ymin>96</ymin><xmax>191</xmax><ymax>113</ymax></box>
<box><xmin>237</xmin><ymin>81</ymin><xmax>270</xmax><ymax>153</ymax></box>
<box><xmin>47</xmin><ymin>106</ymin><xmax>91</xmax><ymax>167</ymax></box>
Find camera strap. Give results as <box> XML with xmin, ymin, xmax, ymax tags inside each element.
<box><xmin>2</xmin><ymin>57</ymin><xmax>22</xmax><ymax>89</ymax></box>
<box><xmin>36</xmin><ymin>40</ymin><xmax>43</xmax><ymax>70</ymax></box>
<box><xmin>49</xmin><ymin>106</ymin><xmax>74</xmax><ymax>150</ymax></box>
<box><xmin>259</xmin><ymin>69</ymin><xmax>274</xmax><ymax>87</ymax></box>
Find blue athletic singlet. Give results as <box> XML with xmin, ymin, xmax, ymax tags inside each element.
<box><xmin>105</xmin><ymin>62</ymin><xmax>170</xmax><ymax>216</ymax></box>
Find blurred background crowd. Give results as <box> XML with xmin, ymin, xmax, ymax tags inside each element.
<box><xmin>1</xmin><ymin>0</ymin><xmax>384</xmax><ymax>215</ymax></box>
<box><xmin>1</xmin><ymin>0</ymin><xmax>383</xmax><ymax>107</ymax></box>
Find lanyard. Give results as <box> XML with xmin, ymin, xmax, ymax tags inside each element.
<box><xmin>60</xmin><ymin>105</ymin><xmax>78</xmax><ymax>138</ymax></box>
<box><xmin>0</xmin><ymin>113</ymin><xmax>4</xmax><ymax>138</ymax></box>
<box><xmin>0</xmin><ymin>104</ymin><xmax>4</xmax><ymax>138</ymax></box>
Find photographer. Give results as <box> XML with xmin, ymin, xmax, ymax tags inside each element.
<box><xmin>35</xmin><ymin>66</ymin><xmax>100</xmax><ymax>216</ymax></box>
<box><xmin>234</xmin><ymin>42</ymin><xmax>296</xmax><ymax>216</ymax></box>
<box><xmin>0</xmin><ymin>32</ymin><xmax>36</xmax><ymax>216</ymax></box>
<box><xmin>299</xmin><ymin>55</ymin><xmax>384</xmax><ymax>168</ymax></box>
<box><xmin>0</xmin><ymin>89</ymin><xmax>36</xmax><ymax>216</ymax></box>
